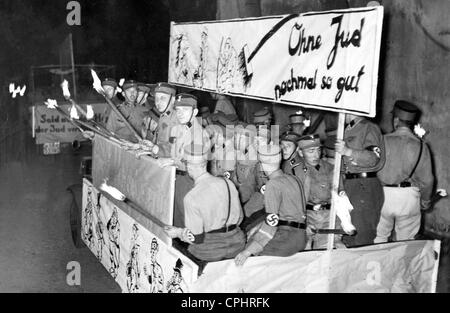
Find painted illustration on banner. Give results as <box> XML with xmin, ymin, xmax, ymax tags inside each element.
<box><xmin>143</xmin><ymin>237</ymin><xmax>165</xmax><ymax>293</ymax></box>
<box><xmin>168</xmin><ymin>7</ymin><xmax>384</xmax><ymax>117</ymax></box>
<box><xmin>126</xmin><ymin>223</ymin><xmax>141</xmax><ymax>293</ymax></box>
<box><xmin>82</xmin><ymin>179</ymin><xmax>199</xmax><ymax>293</ymax></box>
<box><xmin>107</xmin><ymin>207</ymin><xmax>121</xmax><ymax>279</ymax></box>
<box><xmin>82</xmin><ymin>187</ymin><xmax>95</xmax><ymax>249</ymax></box>
<box><xmin>167</xmin><ymin>258</ymin><xmax>187</xmax><ymax>293</ymax></box>
<box><xmin>94</xmin><ymin>193</ymin><xmax>106</xmax><ymax>261</ymax></box>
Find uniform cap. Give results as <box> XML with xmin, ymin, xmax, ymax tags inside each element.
<box><xmin>101</xmin><ymin>78</ymin><xmax>118</xmax><ymax>88</ymax></box>
<box><xmin>137</xmin><ymin>83</ymin><xmax>152</xmax><ymax>93</ymax></box>
<box><xmin>258</xmin><ymin>144</ymin><xmax>281</xmax><ymax>165</ymax></box>
<box><xmin>122</xmin><ymin>80</ymin><xmax>138</xmax><ymax>91</ymax></box>
<box><xmin>155</xmin><ymin>82</ymin><xmax>176</xmax><ymax>96</ymax></box>
<box><xmin>289</xmin><ymin>113</ymin><xmax>306</xmax><ymax>125</ymax></box>
<box><xmin>280</xmin><ymin>131</ymin><xmax>302</xmax><ymax>144</ymax></box>
<box><xmin>297</xmin><ymin>134</ymin><xmax>321</xmax><ymax>149</ymax></box>
<box><xmin>253</xmin><ymin>108</ymin><xmax>272</xmax><ymax>124</ymax></box>
<box><xmin>199</xmin><ymin>106</ymin><xmax>210</xmax><ymax>117</ymax></box>
<box><xmin>174</xmin><ymin>93</ymin><xmax>198</xmax><ymax>109</ymax></box>
<box><xmin>393</xmin><ymin>100</ymin><xmax>420</xmax><ymax>122</ymax></box>
<box><xmin>184</xmin><ymin>143</ymin><xmax>209</xmax><ymax>164</ymax></box>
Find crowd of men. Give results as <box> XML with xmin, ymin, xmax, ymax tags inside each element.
<box><xmin>89</xmin><ymin>78</ymin><xmax>434</xmax><ymax>268</ymax></box>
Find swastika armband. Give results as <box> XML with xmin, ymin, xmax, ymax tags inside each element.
<box><xmin>366</xmin><ymin>145</ymin><xmax>381</xmax><ymax>158</ymax></box>
<box><xmin>265</xmin><ymin>213</ymin><xmax>279</xmax><ymax>227</ymax></box>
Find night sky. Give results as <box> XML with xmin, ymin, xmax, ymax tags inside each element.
<box><xmin>0</xmin><ymin>0</ymin><xmax>179</xmax><ymax>89</ymax></box>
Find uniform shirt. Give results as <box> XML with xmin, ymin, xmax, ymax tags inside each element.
<box><xmin>265</xmin><ymin>170</ymin><xmax>306</xmax><ymax>222</ymax></box>
<box><xmin>170</xmin><ymin>117</ymin><xmax>210</xmax><ymax>170</ymax></box>
<box><xmin>377</xmin><ymin>127</ymin><xmax>434</xmax><ymax>202</ymax></box>
<box><xmin>282</xmin><ymin>153</ymin><xmax>302</xmax><ymax>175</ymax></box>
<box><xmin>184</xmin><ymin>173</ymin><xmax>243</xmax><ymax>235</ymax></box>
<box><xmin>156</xmin><ymin>109</ymin><xmax>179</xmax><ymax>157</ymax></box>
<box><xmin>106</xmin><ymin>101</ymin><xmax>149</xmax><ymax>142</ymax></box>
<box><xmin>343</xmin><ymin>117</ymin><xmax>385</xmax><ymax>173</ymax></box>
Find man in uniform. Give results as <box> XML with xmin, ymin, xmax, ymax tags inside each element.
<box><xmin>374</xmin><ymin>100</ymin><xmax>434</xmax><ymax>243</ymax></box>
<box><xmin>283</xmin><ymin>112</ymin><xmax>308</xmax><ymax>135</ymax></box>
<box><xmin>235</xmin><ymin>144</ymin><xmax>307</xmax><ymax>266</ymax></box>
<box><xmin>335</xmin><ymin>114</ymin><xmax>385</xmax><ymax>247</ymax></box>
<box><xmin>280</xmin><ymin>131</ymin><xmax>303</xmax><ymax>175</ymax></box>
<box><xmin>147</xmin><ymin>82</ymin><xmax>179</xmax><ymax>156</ymax></box>
<box><xmin>164</xmin><ymin>144</ymin><xmax>245</xmax><ymax>262</ymax></box>
<box><xmin>105</xmin><ymin>80</ymin><xmax>149</xmax><ymax>143</ymax></box>
<box><xmin>296</xmin><ymin>134</ymin><xmax>345</xmax><ymax>249</ymax></box>
<box><xmin>168</xmin><ymin>94</ymin><xmax>210</xmax><ymax>228</ymax></box>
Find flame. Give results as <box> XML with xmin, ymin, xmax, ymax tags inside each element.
<box><xmin>19</xmin><ymin>85</ymin><xmax>26</xmax><ymax>96</ymax></box>
<box><xmin>9</xmin><ymin>83</ymin><xmax>14</xmax><ymax>94</ymax></box>
<box><xmin>414</xmin><ymin>124</ymin><xmax>426</xmax><ymax>138</ymax></box>
<box><xmin>119</xmin><ymin>78</ymin><xmax>125</xmax><ymax>86</ymax></box>
<box><xmin>61</xmin><ymin>80</ymin><xmax>71</xmax><ymax>99</ymax></box>
<box><xmin>45</xmin><ymin>99</ymin><xmax>58</xmax><ymax>109</ymax></box>
<box><xmin>100</xmin><ymin>180</ymin><xmax>126</xmax><ymax>201</ymax></box>
<box><xmin>91</xmin><ymin>69</ymin><xmax>105</xmax><ymax>94</ymax></box>
<box><xmin>69</xmin><ymin>104</ymin><xmax>80</xmax><ymax>120</ymax></box>
<box><xmin>303</xmin><ymin>118</ymin><xmax>311</xmax><ymax>127</ymax></box>
<box><xmin>86</xmin><ymin>105</ymin><xmax>95</xmax><ymax>120</ymax></box>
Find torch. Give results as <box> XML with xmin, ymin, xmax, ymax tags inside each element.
<box><xmin>45</xmin><ymin>99</ymin><xmax>118</xmax><ymax>141</ymax></box>
<box><xmin>61</xmin><ymin>80</ymin><xmax>88</xmax><ymax>118</ymax></box>
<box><xmin>99</xmin><ymin>180</ymin><xmax>167</xmax><ymax>228</ymax></box>
<box><xmin>91</xmin><ymin>69</ymin><xmax>143</xmax><ymax>142</ymax></box>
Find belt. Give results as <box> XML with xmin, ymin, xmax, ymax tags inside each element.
<box><xmin>278</xmin><ymin>220</ymin><xmax>306</xmax><ymax>229</ymax></box>
<box><xmin>345</xmin><ymin>172</ymin><xmax>377</xmax><ymax>179</ymax></box>
<box><xmin>176</xmin><ymin>170</ymin><xmax>188</xmax><ymax>176</ymax></box>
<box><xmin>306</xmin><ymin>203</ymin><xmax>331</xmax><ymax>211</ymax></box>
<box><xmin>384</xmin><ymin>181</ymin><xmax>412</xmax><ymax>188</ymax></box>
<box><xmin>208</xmin><ymin>224</ymin><xmax>237</xmax><ymax>234</ymax></box>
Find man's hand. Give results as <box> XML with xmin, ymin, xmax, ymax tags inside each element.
<box><xmin>335</xmin><ymin>139</ymin><xmax>352</xmax><ymax>157</ymax></box>
<box><xmin>234</xmin><ymin>249</ymin><xmax>252</xmax><ymax>267</ymax></box>
<box><xmin>163</xmin><ymin>226</ymin><xmax>183</xmax><ymax>239</ymax></box>
<box><xmin>82</xmin><ymin>131</ymin><xmax>95</xmax><ymax>140</ymax></box>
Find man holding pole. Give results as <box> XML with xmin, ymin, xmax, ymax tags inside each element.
<box><xmin>335</xmin><ymin>114</ymin><xmax>385</xmax><ymax>247</ymax></box>
<box><xmin>105</xmin><ymin>80</ymin><xmax>149</xmax><ymax>143</ymax></box>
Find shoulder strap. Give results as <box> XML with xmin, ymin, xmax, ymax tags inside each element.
<box><xmin>222</xmin><ymin>178</ymin><xmax>231</xmax><ymax>226</ymax></box>
<box><xmin>407</xmin><ymin>140</ymin><xmax>423</xmax><ymax>180</ymax></box>
<box><xmin>291</xmin><ymin>175</ymin><xmax>307</xmax><ymax>211</ymax></box>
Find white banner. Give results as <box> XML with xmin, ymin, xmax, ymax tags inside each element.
<box><xmin>82</xmin><ymin>179</ymin><xmax>198</xmax><ymax>293</ymax></box>
<box><xmin>169</xmin><ymin>7</ymin><xmax>383</xmax><ymax>117</ymax></box>
<box><xmin>34</xmin><ymin>102</ymin><xmax>108</xmax><ymax>144</ymax></box>
<box><xmin>192</xmin><ymin>240</ymin><xmax>440</xmax><ymax>293</ymax></box>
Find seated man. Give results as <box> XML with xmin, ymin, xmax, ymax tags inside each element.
<box><xmin>164</xmin><ymin>144</ymin><xmax>245</xmax><ymax>262</ymax></box>
<box><xmin>235</xmin><ymin>144</ymin><xmax>307</xmax><ymax>266</ymax></box>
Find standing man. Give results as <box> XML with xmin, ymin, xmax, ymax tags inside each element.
<box><xmin>280</xmin><ymin>131</ymin><xmax>303</xmax><ymax>175</ymax></box>
<box><xmin>168</xmin><ymin>94</ymin><xmax>210</xmax><ymax>228</ymax></box>
<box><xmin>335</xmin><ymin>114</ymin><xmax>385</xmax><ymax>247</ymax></box>
<box><xmin>235</xmin><ymin>144</ymin><xmax>307</xmax><ymax>266</ymax></box>
<box><xmin>152</xmin><ymin>82</ymin><xmax>179</xmax><ymax>157</ymax></box>
<box><xmin>375</xmin><ymin>100</ymin><xmax>434</xmax><ymax>243</ymax></box>
<box><xmin>296</xmin><ymin>134</ymin><xmax>344</xmax><ymax>249</ymax></box>
<box><xmin>105</xmin><ymin>80</ymin><xmax>148</xmax><ymax>142</ymax></box>
<box><xmin>164</xmin><ymin>144</ymin><xmax>245</xmax><ymax>262</ymax></box>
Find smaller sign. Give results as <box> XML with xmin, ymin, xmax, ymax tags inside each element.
<box><xmin>43</xmin><ymin>142</ymin><xmax>61</xmax><ymax>155</ymax></box>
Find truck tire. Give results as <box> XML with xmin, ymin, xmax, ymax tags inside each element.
<box><xmin>67</xmin><ymin>184</ymin><xmax>85</xmax><ymax>249</ymax></box>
